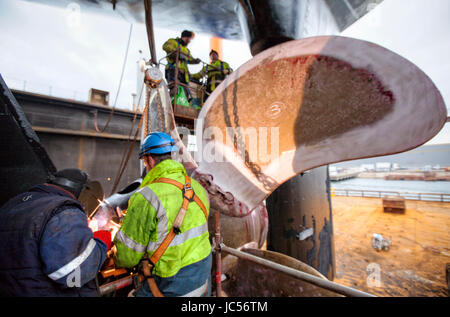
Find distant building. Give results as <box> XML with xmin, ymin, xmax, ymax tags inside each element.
<box><xmin>420</xmin><ymin>165</ymin><xmax>432</xmax><ymax>172</ymax></box>
<box><xmin>331</xmin><ymin>144</ymin><xmax>450</xmax><ymax>170</ymax></box>
<box><xmin>376</xmin><ymin>162</ymin><xmax>391</xmax><ymax>172</ymax></box>
<box><xmin>329</xmin><ymin>166</ymin><xmax>337</xmax><ymax>175</ymax></box>
<box><xmin>361</xmin><ymin>164</ymin><xmax>375</xmax><ymax>172</ymax></box>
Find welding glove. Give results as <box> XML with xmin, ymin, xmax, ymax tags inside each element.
<box><xmin>94</xmin><ymin>230</ymin><xmax>112</xmax><ymax>251</ymax></box>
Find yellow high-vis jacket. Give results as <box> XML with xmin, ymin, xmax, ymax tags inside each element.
<box><xmin>114</xmin><ymin>159</ymin><xmax>211</xmax><ymax>278</ymax></box>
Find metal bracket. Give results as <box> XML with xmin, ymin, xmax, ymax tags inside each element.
<box><xmin>297</xmin><ymin>227</ymin><xmax>314</xmax><ymax>241</ymax></box>
<box><xmin>212</xmin><ymin>235</ymin><xmax>223</xmax><ymax>253</ymax></box>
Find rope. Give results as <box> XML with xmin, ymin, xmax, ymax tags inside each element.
<box><xmin>94</xmin><ymin>23</ymin><xmax>133</xmax><ymax>133</ymax></box>
<box><xmin>109</xmin><ymin>102</ymin><xmax>146</xmax><ymax>196</ymax></box>
<box><xmin>109</xmin><ymin>80</ymin><xmax>146</xmax><ymax>196</ymax></box>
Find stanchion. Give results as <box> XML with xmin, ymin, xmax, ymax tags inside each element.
<box><xmin>214</xmin><ymin>211</ymin><xmax>223</xmax><ymax>297</ymax></box>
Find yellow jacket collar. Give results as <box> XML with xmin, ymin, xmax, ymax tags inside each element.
<box><xmin>141</xmin><ymin>159</ymin><xmax>187</xmax><ymax>187</ymax></box>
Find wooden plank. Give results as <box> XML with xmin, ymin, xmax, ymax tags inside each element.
<box><xmin>383</xmin><ymin>195</ymin><xmax>406</xmax><ymax>213</ymax></box>
<box><xmin>173</xmin><ymin>104</ymin><xmax>200</xmax><ymax>120</ymax></box>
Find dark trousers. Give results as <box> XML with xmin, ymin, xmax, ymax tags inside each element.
<box><xmin>165</xmin><ymin>68</ymin><xmax>192</xmax><ymax>101</ymax></box>
<box><xmin>135</xmin><ymin>253</ymin><xmax>212</xmax><ymax>297</ymax></box>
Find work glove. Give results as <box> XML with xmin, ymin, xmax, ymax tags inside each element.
<box><xmin>191</xmin><ymin>58</ymin><xmax>201</xmax><ymax>64</ymax></box>
<box><xmin>94</xmin><ymin>230</ymin><xmax>112</xmax><ymax>251</ymax></box>
<box><xmin>223</xmin><ymin>69</ymin><xmax>230</xmax><ymax>75</ymax></box>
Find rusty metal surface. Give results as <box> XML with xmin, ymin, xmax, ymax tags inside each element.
<box><xmin>173</xmin><ymin>104</ymin><xmax>200</xmax><ymax>121</ymax></box>
<box><xmin>213</xmin><ymin>211</ymin><xmax>224</xmax><ymax>297</ymax></box>
<box><xmin>208</xmin><ymin>206</ymin><xmax>268</xmax><ymax>250</ymax></box>
<box><xmin>98</xmin><ymin>275</ymin><xmax>134</xmax><ymax>296</ymax></box>
<box><xmin>221</xmin><ymin>248</ymin><xmax>342</xmax><ymax>297</ymax></box>
<box><xmin>267</xmin><ymin>167</ymin><xmax>335</xmax><ymax>280</ymax></box>
<box><xmin>195</xmin><ymin>36</ymin><xmax>447</xmax><ymax>213</ymax></box>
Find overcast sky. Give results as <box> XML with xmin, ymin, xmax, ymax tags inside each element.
<box><xmin>0</xmin><ymin>0</ymin><xmax>448</xmax><ymax>144</ymax></box>
<box><xmin>342</xmin><ymin>0</ymin><xmax>450</xmax><ymax>145</ymax></box>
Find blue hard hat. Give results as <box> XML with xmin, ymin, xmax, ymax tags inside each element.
<box><xmin>139</xmin><ymin>132</ymin><xmax>178</xmax><ymax>158</ymax></box>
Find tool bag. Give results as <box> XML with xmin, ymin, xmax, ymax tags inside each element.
<box><xmin>171</xmin><ymin>86</ymin><xmax>190</xmax><ymax>107</ymax></box>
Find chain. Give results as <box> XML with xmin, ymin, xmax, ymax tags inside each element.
<box><xmin>228</xmin><ymin>75</ymin><xmax>278</xmax><ymax>191</ymax></box>
<box><xmin>156</xmin><ymin>89</ymin><xmax>166</xmax><ymax>132</ymax></box>
<box><xmin>143</xmin><ymin>87</ymin><xmax>151</xmax><ymax>137</ymax></box>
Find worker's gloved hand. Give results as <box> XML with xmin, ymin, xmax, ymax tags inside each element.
<box><xmin>191</xmin><ymin>58</ymin><xmax>201</xmax><ymax>64</ymax></box>
<box><xmin>94</xmin><ymin>230</ymin><xmax>112</xmax><ymax>251</ymax></box>
<box><xmin>223</xmin><ymin>69</ymin><xmax>230</xmax><ymax>75</ymax></box>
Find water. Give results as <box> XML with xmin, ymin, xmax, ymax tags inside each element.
<box><xmin>331</xmin><ymin>178</ymin><xmax>450</xmax><ymax>194</ymax></box>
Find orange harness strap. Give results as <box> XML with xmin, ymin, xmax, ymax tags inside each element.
<box><xmin>141</xmin><ymin>175</ymin><xmax>208</xmax><ymax>297</ymax></box>
<box><xmin>152</xmin><ymin>175</ymin><xmax>208</xmax><ymax>221</ymax></box>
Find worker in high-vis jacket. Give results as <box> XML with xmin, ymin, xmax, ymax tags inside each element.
<box><xmin>113</xmin><ymin>132</ymin><xmax>211</xmax><ymax>297</ymax></box>
<box><xmin>162</xmin><ymin>30</ymin><xmax>201</xmax><ymax>99</ymax></box>
<box><xmin>192</xmin><ymin>49</ymin><xmax>233</xmax><ymax>102</ymax></box>
<box><xmin>0</xmin><ymin>169</ymin><xmax>112</xmax><ymax>296</ymax></box>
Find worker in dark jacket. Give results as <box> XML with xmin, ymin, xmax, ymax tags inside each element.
<box><xmin>0</xmin><ymin>169</ymin><xmax>111</xmax><ymax>296</ymax></box>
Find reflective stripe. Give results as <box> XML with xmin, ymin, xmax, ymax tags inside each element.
<box><xmin>147</xmin><ymin>222</ymin><xmax>208</xmax><ymax>252</ymax></box>
<box><xmin>171</xmin><ymin>223</ymin><xmax>208</xmax><ymax>247</ymax></box>
<box><xmin>180</xmin><ymin>279</ymin><xmax>208</xmax><ymax>297</ymax></box>
<box><xmin>48</xmin><ymin>239</ymin><xmax>96</xmax><ymax>281</ymax></box>
<box><xmin>115</xmin><ymin>230</ymin><xmax>146</xmax><ymax>253</ymax></box>
<box><xmin>139</xmin><ymin>187</ymin><xmax>169</xmax><ymax>251</ymax></box>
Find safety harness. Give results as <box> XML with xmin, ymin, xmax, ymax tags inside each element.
<box><xmin>139</xmin><ymin>175</ymin><xmax>208</xmax><ymax>297</ymax></box>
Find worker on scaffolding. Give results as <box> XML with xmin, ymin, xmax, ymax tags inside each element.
<box><xmin>0</xmin><ymin>169</ymin><xmax>112</xmax><ymax>296</ymax></box>
<box><xmin>162</xmin><ymin>30</ymin><xmax>201</xmax><ymax>102</ymax></box>
<box><xmin>192</xmin><ymin>49</ymin><xmax>233</xmax><ymax>102</ymax></box>
<box><xmin>113</xmin><ymin>132</ymin><xmax>211</xmax><ymax>297</ymax></box>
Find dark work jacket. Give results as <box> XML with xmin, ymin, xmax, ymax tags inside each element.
<box><xmin>0</xmin><ymin>184</ymin><xmax>104</xmax><ymax>296</ymax></box>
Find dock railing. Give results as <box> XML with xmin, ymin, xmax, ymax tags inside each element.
<box><xmin>331</xmin><ymin>188</ymin><xmax>450</xmax><ymax>202</ymax></box>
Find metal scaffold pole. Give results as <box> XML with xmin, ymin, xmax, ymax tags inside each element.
<box><xmin>214</xmin><ymin>211</ymin><xmax>223</xmax><ymax>297</ymax></box>
<box><xmin>219</xmin><ymin>244</ymin><xmax>376</xmax><ymax>298</ymax></box>
<box><xmin>144</xmin><ymin>0</ymin><xmax>157</xmax><ymax>64</ymax></box>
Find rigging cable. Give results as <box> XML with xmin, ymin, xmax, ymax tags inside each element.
<box><xmin>109</xmin><ymin>0</ymin><xmax>160</xmax><ymax>194</ymax></box>
<box><xmin>109</xmin><ymin>79</ymin><xmax>147</xmax><ymax>196</ymax></box>
<box><xmin>94</xmin><ymin>23</ymin><xmax>133</xmax><ymax>133</ymax></box>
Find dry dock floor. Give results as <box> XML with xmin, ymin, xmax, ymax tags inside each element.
<box><xmin>332</xmin><ymin>196</ymin><xmax>450</xmax><ymax>297</ymax></box>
